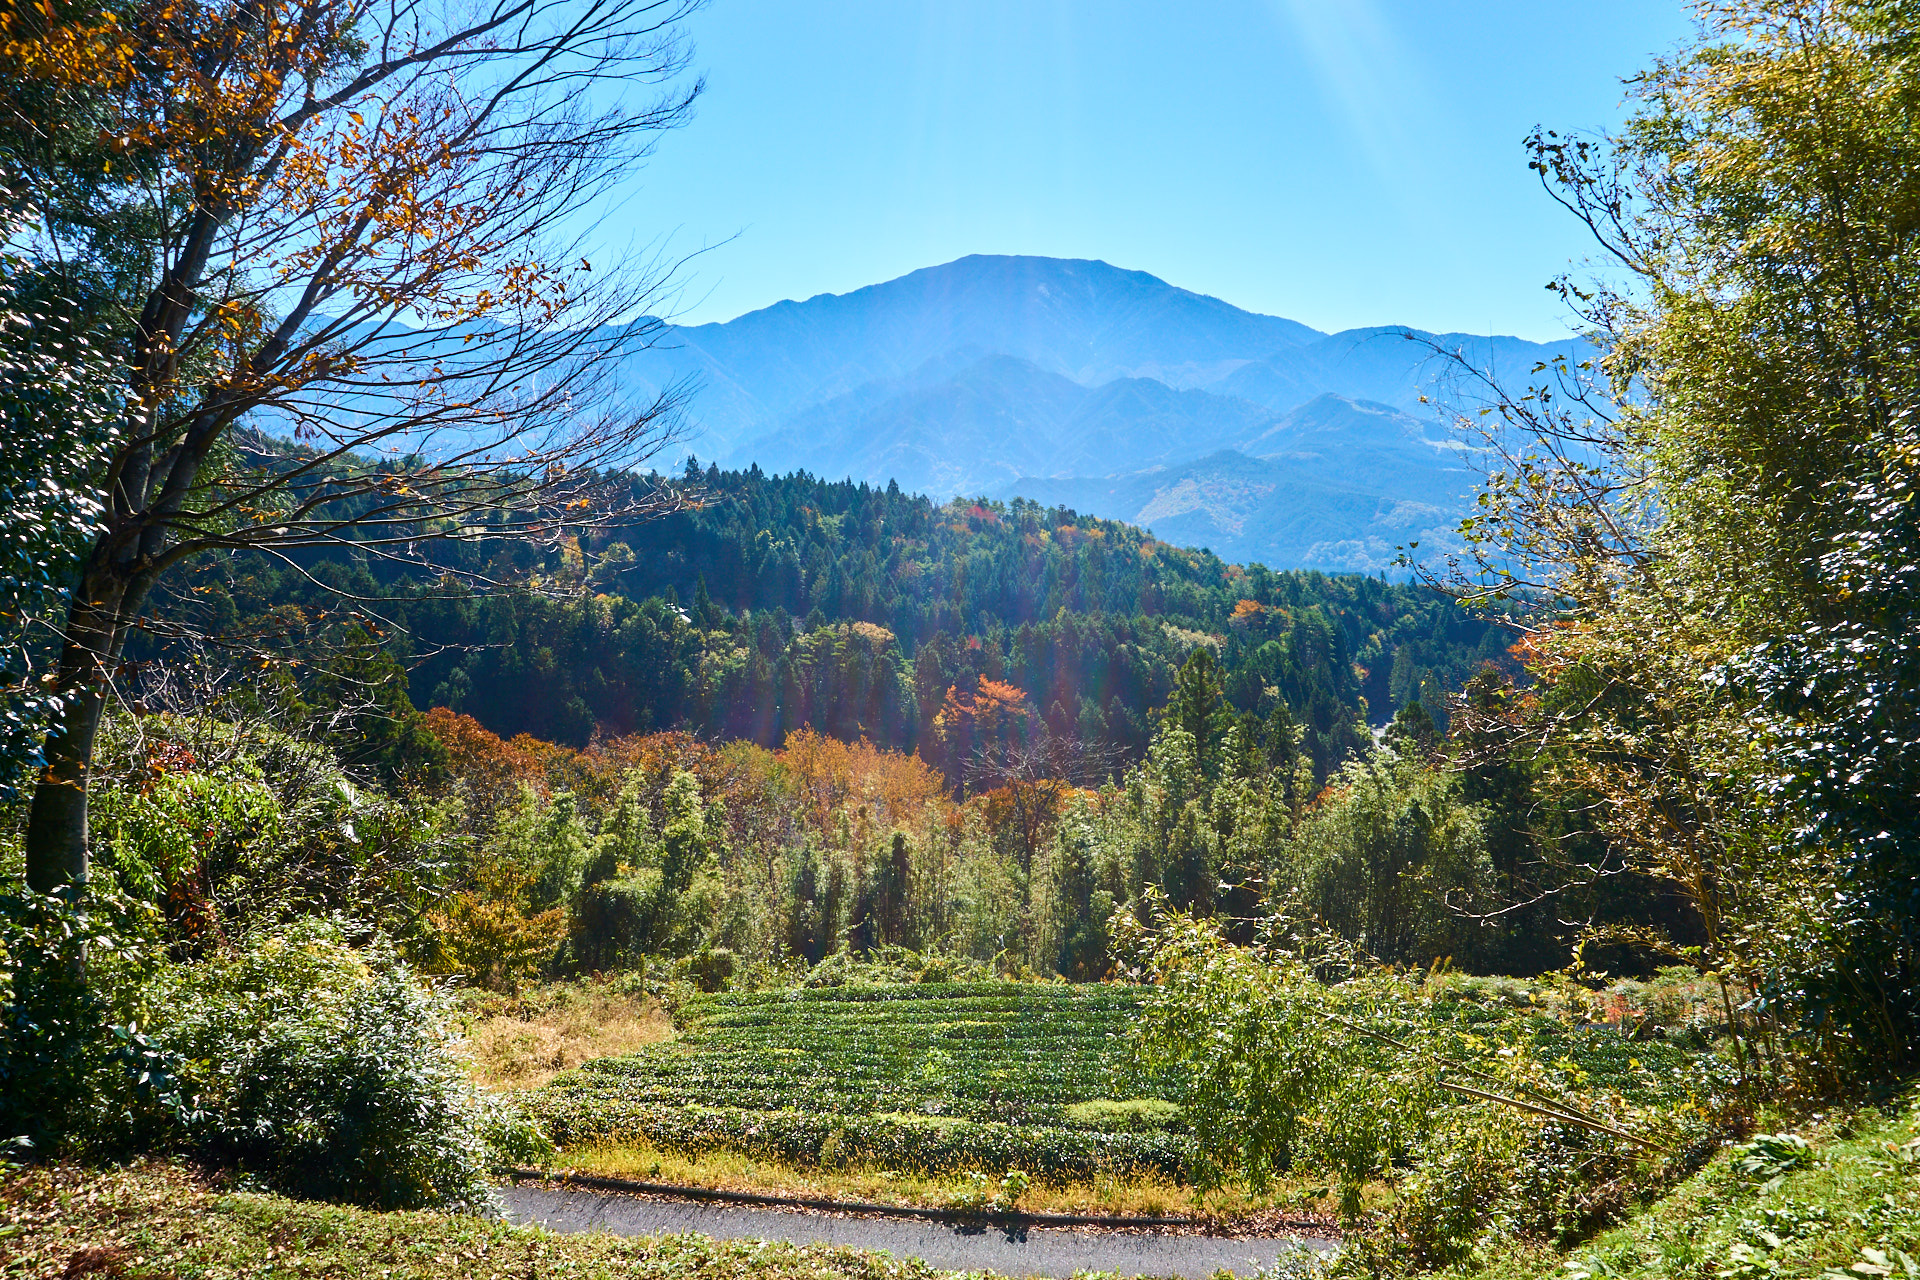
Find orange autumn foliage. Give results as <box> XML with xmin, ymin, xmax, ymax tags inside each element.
<box><xmin>1506</xmin><ymin>622</ymin><xmax>1581</xmax><ymax>676</ymax></box>
<box><xmin>419</xmin><ymin>707</ymin><xmax>544</xmax><ymax>819</ymax></box>
<box><xmin>422</xmin><ymin>709</ymin><xmax>729</xmax><ymax>811</ymax></box>
<box><xmin>777</xmin><ymin>729</ymin><xmax>952</xmax><ymax>838</ymax></box>
<box><xmin>421</xmin><ymin>709</ymin><xmax>955</xmax><ymax>852</ymax></box>
<box><xmin>931</xmin><ymin>677</ymin><xmax>1034</xmax><ymax>746</ymax></box>
<box><xmin>974</xmin><ymin>777</ymin><xmax>1087</xmax><ymax>872</ymax></box>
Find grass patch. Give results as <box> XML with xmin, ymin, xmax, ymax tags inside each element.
<box><xmin>552</xmin><ymin>1139</ymin><xmax>1354</xmax><ymax>1222</ymax></box>
<box><xmin>1429</xmin><ymin>1085</ymin><xmax>1920</xmax><ymax>1279</ymax></box>
<box><xmin>0</xmin><ymin>1159</ymin><xmax>978</xmax><ymax>1280</ymax></box>
<box><xmin>460</xmin><ymin>977</ymin><xmax>673</xmax><ymax>1089</ymax></box>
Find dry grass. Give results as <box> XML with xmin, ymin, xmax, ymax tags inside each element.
<box><xmin>460</xmin><ymin>978</ymin><xmax>674</xmax><ymax>1089</ymax></box>
<box><xmin>555</xmin><ymin>1140</ymin><xmax>1353</xmax><ymax>1223</ymax></box>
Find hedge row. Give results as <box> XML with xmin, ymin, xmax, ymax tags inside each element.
<box><xmin>527</xmin><ymin>1091</ymin><xmax>1196</xmax><ymax>1183</ymax></box>
<box><xmin>692</xmin><ymin>982</ymin><xmax>1147</xmax><ymax>1010</ymax></box>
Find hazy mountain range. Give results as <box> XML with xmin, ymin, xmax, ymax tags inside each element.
<box><xmin>617</xmin><ymin>255</ymin><xmax>1578</xmax><ymax>572</ymax></box>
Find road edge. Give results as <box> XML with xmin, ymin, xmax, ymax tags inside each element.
<box><xmin>499</xmin><ymin>1167</ymin><xmax>1337</xmax><ymax>1237</ymax></box>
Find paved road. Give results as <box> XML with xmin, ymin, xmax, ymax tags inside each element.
<box><xmin>499</xmin><ymin>1184</ymin><xmax>1329</xmax><ymax>1279</ymax></box>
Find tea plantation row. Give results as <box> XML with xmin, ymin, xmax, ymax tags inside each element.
<box><xmin>568</xmin><ymin>982</ymin><xmax>1179</xmax><ymax>1121</ymax></box>
<box><xmin>530</xmin><ymin>982</ymin><xmax>1192</xmax><ymax>1179</ymax></box>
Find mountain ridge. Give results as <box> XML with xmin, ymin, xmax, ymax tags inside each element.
<box><xmin>605</xmin><ymin>254</ymin><xmax>1572</xmax><ymax>570</ymax></box>
<box><xmin>998</xmin><ymin>394</ymin><xmax>1474</xmax><ymax>572</ymax></box>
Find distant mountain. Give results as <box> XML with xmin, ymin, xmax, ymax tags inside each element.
<box><xmin>621</xmin><ymin>255</ymin><xmax>1324</xmax><ymax>450</ymax></box>
<box><xmin>1213</xmin><ymin>327</ymin><xmax>1569</xmax><ymax>415</ymax></box>
<box><xmin>999</xmin><ymin>396</ymin><xmax>1475</xmax><ymax>573</ymax></box>
<box><xmin>740</xmin><ymin>353</ymin><xmax>1279</xmax><ymax>499</ymax></box>
<box><xmin>602</xmin><ymin>254</ymin><xmax>1574</xmax><ymax>569</ymax></box>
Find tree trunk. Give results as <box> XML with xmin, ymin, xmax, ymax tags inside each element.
<box><xmin>23</xmin><ymin>580</ymin><xmax>132</xmax><ymax>894</ymax></box>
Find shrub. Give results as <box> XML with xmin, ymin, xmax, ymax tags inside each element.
<box><xmin>86</xmin><ymin>714</ymin><xmax>463</xmax><ymax>955</ymax></box>
<box><xmin>0</xmin><ymin>886</ymin><xmax>179</xmax><ymax>1153</ymax></box>
<box><xmin>1126</xmin><ymin>905</ymin><xmax>1688</xmax><ymax>1241</ymax></box>
<box><xmin>690</xmin><ymin>946</ymin><xmax>735</xmax><ymax>992</ymax></box>
<box><xmin>426</xmin><ymin>850</ymin><xmax>568</xmax><ymax>990</ymax></box>
<box><xmin>94</xmin><ymin>767</ymin><xmax>282</xmax><ymax>948</ymax></box>
<box><xmin>149</xmin><ymin>917</ymin><xmax>538</xmax><ymax>1211</ymax></box>
<box><xmin>1732</xmin><ymin>1132</ymin><xmax>1812</xmax><ymax>1182</ymax></box>
<box><xmin>525</xmin><ymin>1093</ymin><xmax>1193</xmax><ymax>1183</ymax></box>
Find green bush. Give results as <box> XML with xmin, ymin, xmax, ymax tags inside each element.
<box><xmin>690</xmin><ymin>946</ymin><xmax>735</xmax><ymax>992</ymax></box>
<box><xmin>0</xmin><ymin>886</ymin><xmax>179</xmax><ymax>1153</ymax></box>
<box><xmin>1272</xmin><ymin>749</ymin><xmax>1495</xmax><ymax>970</ymax></box>
<box><xmin>2</xmin><ymin>895</ymin><xmax>539</xmax><ymax>1213</ymax></box>
<box><xmin>1126</xmin><ymin>906</ymin><xmax>1694</xmax><ymax>1243</ymax></box>
<box><xmin>149</xmin><ymin>917</ymin><xmax>540</xmax><ymax>1210</ymax></box>
<box><xmin>86</xmin><ymin>714</ymin><xmax>461</xmax><ymax>956</ymax></box>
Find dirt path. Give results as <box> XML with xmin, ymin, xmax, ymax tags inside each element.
<box><xmin>499</xmin><ymin>1183</ymin><xmax>1330</xmax><ymax>1278</ymax></box>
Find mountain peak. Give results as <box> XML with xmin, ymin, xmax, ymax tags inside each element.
<box><xmin>607</xmin><ymin>254</ymin><xmax>1576</xmax><ymax>570</ymax></box>
<box><xmin>639</xmin><ymin>255</ymin><xmax>1331</xmax><ymax>436</ymax></box>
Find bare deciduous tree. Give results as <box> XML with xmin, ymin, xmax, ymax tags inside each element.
<box><xmin>0</xmin><ymin>0</ymin><xmax>707</xmax><ymax>891</ymax></box>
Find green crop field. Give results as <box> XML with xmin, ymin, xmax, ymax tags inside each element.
<box><xmin>527</xmin><ymin>981</ymin><xmax>1196</xmax><ymax>1183</ymax></box>
<box><xmin>525</xmin><ymin>978</ymin><xmax>1715</xmax><ymax>1191</ymax></box>
<box><xmin>571</xmin><ymin>982</ymin><xmax>1175</xmax><ymax>1121</ymax></box>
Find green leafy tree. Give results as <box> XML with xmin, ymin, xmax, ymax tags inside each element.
<box><xmin>1164</xmin><ymin>646</ymin><xmax>1232</xmax><ymax>777</ymax></box>
<box><xmin>1445</xmin><ymin>0</ymin><xmax>1920</xmax><ymax>1064</ymax></box>
<box><xmin>0</xmin><ymin>271</ymin><xmax>119</xmax><ymax>798</ymax></box>
<box><xmin>1272</xmin><ymin>749</ymin><xmax>1494</xmax><ymax>968</ymax></box>
<box><xmin>490</xmin><ymin>791</ymin><xmax>593</xmax><ymax>916</ymax></box>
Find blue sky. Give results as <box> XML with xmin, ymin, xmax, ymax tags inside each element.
<box><xmin>608</xmin><ymin>1</ymin><xmax>1693</xmax><ymax>340</ymax></box>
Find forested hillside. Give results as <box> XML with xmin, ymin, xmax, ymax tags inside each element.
<box><xmin>153</xmin><ymin>457</ymin><xmax>1507</xmax><ymax>783</ymax></box>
